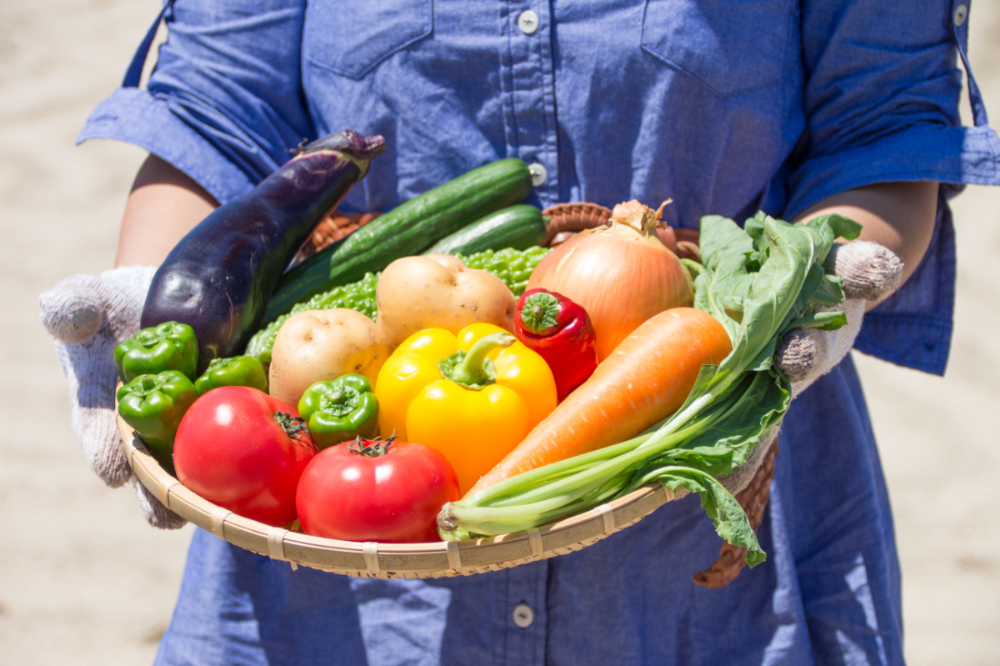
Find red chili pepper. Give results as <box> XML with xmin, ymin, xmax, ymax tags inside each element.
<box><xmin>514</xmin><ymin>288</ymin><xmax>598</xmax><ymax>402</ymax></box>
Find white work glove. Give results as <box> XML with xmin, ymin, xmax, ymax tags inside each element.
<box><xmin>39</xmin><ymin>266</ymin><xmax>187</xmax><ymax>529</ymax></box>
<box><xmin>775</xmin><ymin>240</ymin><xmax>904</xmax><ymax>397</ymax></box>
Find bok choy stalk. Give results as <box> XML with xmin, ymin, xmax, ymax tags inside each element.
<box><xmin>438</xmin><ymin>212</ymin><xmax>862</xmax><ymax>566</ymax></box>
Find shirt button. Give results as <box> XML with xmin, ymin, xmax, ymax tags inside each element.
<box><xmin>512</xmin><ymin>603</ymin><xmax>534</xmax><ymax>629</ymax></box>
<box><xmin>954</xmin><ymin>4</ymin><xmax>968</xmax><ymax>26</ymax></box>
<box><xmin>527</xmin><ymin>162</ymin><xmax>547</xmax><ymax>187</ymax></box>
<box><xmin>518</xmin><ymin>10</ymin><xmax>540</xmax><ymax>35</ymax></box>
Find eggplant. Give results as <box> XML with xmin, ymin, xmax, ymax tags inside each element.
<box><xmin>141</xmin><ymin>130</ymin><xmax>386</xmax><ymax>372</ymax></box>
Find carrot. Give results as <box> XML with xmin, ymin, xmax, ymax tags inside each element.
<box><xmin>465</xmin><ymin>307</ymin><xmax>732</xmax><ymax>497</ymax></box>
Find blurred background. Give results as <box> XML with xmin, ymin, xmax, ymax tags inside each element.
<box><xmin>1</xmin><ymin>1</ymin><xmax>998</xmax><ymax>663</ymax></box>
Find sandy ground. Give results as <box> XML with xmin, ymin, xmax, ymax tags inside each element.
<box><xmin>1</xmin><ymin>1</ymin><xmax>998</xmax><ymax>664</ymax></box>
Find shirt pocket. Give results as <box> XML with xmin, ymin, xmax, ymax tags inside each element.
<box><xmin>303</xmin><ymin>0</ymin><xmax>433</xmax><ymax>80</ymax></box>
<box><xmin>641</xmin><ymin>0</ymin><xmax>794</xmax><ymax>97</ymax></box>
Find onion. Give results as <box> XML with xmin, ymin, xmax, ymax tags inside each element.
<box><xmin>526</xmin><ymin>200</ymin><xmax>692</xmax><ymax>360</ymax></box>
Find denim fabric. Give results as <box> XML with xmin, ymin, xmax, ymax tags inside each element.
<box><xmin>79</xmin><ymin>0</ymin><xmax>1000</xmax><ymax>375</ymax></box>
<box><xmin>78</xmin><ymin>1</ymin><xmax>999</xmax><ymax>663</ymax></box>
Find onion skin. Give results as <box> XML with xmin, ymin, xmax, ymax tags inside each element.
<box><xmin>526</xmin><ymin>201</ymin><xmax>692</xmax><ymax>360</ymax></box>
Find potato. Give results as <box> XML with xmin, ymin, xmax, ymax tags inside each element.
<box><xmin>268</xmin><ymin>308</ymin><xmax>389</xmax><ymax>407</ymax></box>
<box><xmin>376</xmin><ymin>254</ymin><xmax>516</xmax><ymax>349</ymax></box>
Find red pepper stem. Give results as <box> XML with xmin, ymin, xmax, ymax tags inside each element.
<box><xmin>450</xmin><ymin>333</ymin><xmax>515</xmax><ymax>387</ymax></box>
<box><xmin>520</xmin><ymin>291</ymin><xmax>562</xmax><ymax>335</ymax></box>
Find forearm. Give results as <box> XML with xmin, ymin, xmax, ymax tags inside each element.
<box><xmin>114</xmin><ymin>155</ymin><xmax>219</xmax><ymax>267</ymax></box>
<box><xmin>792</xmin><ymin>181</ymin><xmax>939</xmax><ymax>306</ymax></box>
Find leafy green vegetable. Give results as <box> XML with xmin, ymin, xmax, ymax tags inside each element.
<box><xmin>439</xmin><ymin>211</ymin><xmax>862</xmax><ymax>567</ymax></box>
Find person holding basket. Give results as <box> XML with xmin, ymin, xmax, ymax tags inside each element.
<box><xmin>40</xmin><ymin>0</ymin><xmax>999</xmax><ymax>663</ymax></box>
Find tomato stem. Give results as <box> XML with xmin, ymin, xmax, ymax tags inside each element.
<box><xmin>347</xmin><ymin>435</ymin><xmax>395</xmax><ymax>457</ymax></box>
<box><xmin>274</xmin><ymin>411</ymin><xmax>310</xmax><ymax>441</ymax></box>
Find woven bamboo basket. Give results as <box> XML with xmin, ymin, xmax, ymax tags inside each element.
<box><xmin>119</xmin><ymin>412</ymin><xmax>697</xmax><ymax>578</ymax></box>
<box><xmin>121</xmin><ymin>203</ymin><xmax>776</xmax><ymax>584</ymax></box>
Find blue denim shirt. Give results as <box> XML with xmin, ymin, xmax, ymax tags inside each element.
<box><xmin>79</xmin><ymin>1</ymin><xmax>998</xmax><ymax>664</ymax></box>
<box><xmin>81</xmin><ymin>0</ymin><xmax>1000</xmax><ymax>375</ymax></box>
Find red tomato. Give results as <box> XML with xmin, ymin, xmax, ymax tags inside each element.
<box><xmin>296</xmin><ymin>437</ymin><xmax>460</xmax><ymax>543</ymax></box>
<box><xmin>174</xmin><ymin>386</ymin><xmax>316</xmax><ymax>527</ymax></box>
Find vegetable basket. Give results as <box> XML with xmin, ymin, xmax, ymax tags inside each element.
<box><xmin>122</xmin><ymin>203</ymin><xmax>778</xmax><ymax>585</ymax></box>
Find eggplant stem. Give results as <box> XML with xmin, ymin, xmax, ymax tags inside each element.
<box><xmin>295</xmin><ymin>130</ymin><xmax>387</xmax><ymax>178</ymax></box>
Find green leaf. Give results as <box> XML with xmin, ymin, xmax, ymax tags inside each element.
<box><xmin>661</xmin><ymin>468</ymin><xmax>765</xmax><ymax>566</ymax></box>
<box><xmin>786</xmin><ymin>311</ymin><xmax>848</xmax><ymax>332</ymax></box>
<box><xmin>810</xmin><ymin>274</ymin><xmax>845</xmax><ymax>307</ymax></box>
<box><xmin>724</xmin><ymin>216</ymin><xmax>816</xmax><ymax>377</ymax></box>
<box><xmin>694</xmin><ymin>271</ymin><xmax>752</xmax><ymax>342</ymax></box>
<box><xmin>821</xmin><ymin>213</ymin><xmax>864</xmax><ymax>242</ymax></box>
<box><xmin>694</xmin><ymin>215</ymin><xmax>758</xmax><ymax>342</ymax></box>
<box><xmin>747</xmin><ymin>337</ymin><xmax>777</xmax><ymax>372</ymax></box>
<box><xmin>744</xmin><ymin>211</ymin><xmax>775</xmax><ymax>270</ymax></box>
<box><xmin>699</xmin><ymin>215</ymin><xmax>754</xmax><ymax>274</ymax></box>
<box><xmin>662</xmin><ymin>371</ymin><xmax>789</xmax><ymax>474</ymax></box>
<box><xmin>782</xmin><ymin>262</ymin><xmax>828</xmax><ymax>332</ymax></box>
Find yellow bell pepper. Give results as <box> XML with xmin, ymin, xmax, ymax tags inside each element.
<box><xmin>375</xmin><ymin>323</ymin><xmax>557</xmax><ymax>494</ymax></box>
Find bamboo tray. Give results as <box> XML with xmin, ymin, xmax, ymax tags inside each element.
<box><xmin>118</xmin><ymin>411</ymin><xmax>690</xmax><ymax>578</ymax></box>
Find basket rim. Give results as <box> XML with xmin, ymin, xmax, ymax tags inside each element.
<box><xmin>117</xmin><ymin>409</ymin><xmax>687</xmax><ymax>577</ymax></box>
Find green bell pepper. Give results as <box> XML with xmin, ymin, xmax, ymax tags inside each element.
<box><xmin>298</xmin><ymin>374</ymin><xmax>379</xmax><ymax>449</ymax></box>
<box><xmin>115</xmin><ymin>321</ymin><xmax>198</xmax><ymax>383</ymax></box>
<box><xmin>116</xmin><ymin>370</ymin><xmax>198</xmax><ymax>475</ymax></box>
<box><xmin>194</xmin><ymin>355</ymin><xmax>268</xmax><ymax>395</ymax></box>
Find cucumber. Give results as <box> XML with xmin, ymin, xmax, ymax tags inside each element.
<box><xmin>422</xmin><ymin>204</ymin><xmax>546</xmax><ymax>256</ymax></box>
<box><xmin>263</xmin><ymin>158</ymin><xmax>533</xmax><ymax>323</ymax></box>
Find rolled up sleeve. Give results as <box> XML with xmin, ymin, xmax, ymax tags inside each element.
<box><xmin>782</xmin><ymin>0</ymin><xmax>1000</xmax><ymax>375</ymax></box>
<box><xmin>784</xmin><ymin>0</ymin><xmax>1000</xmax><ymax>219</ymax></box>
<box><xmin>77</xmin><ymin>0</ymin><xmax>312</xmax><ymax>205</ymax></box>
